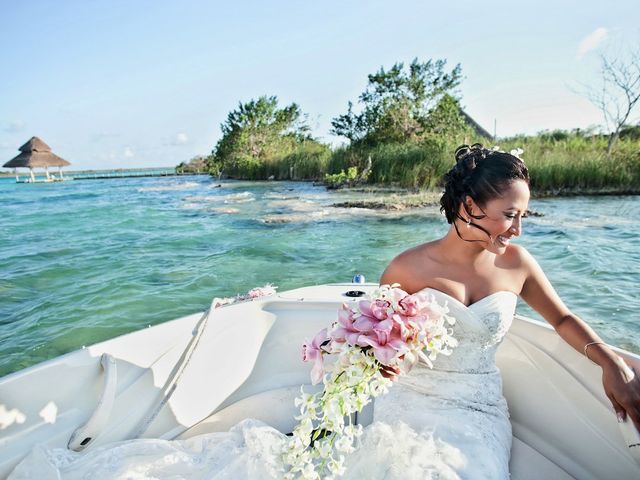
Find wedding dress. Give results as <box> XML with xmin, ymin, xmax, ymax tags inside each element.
<box><xmin>9</xmin><ymin>288</ymin><xmax>516</xmax><ymax>480</ymax></box>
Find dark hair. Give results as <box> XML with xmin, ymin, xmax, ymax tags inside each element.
<box><xmin>440</xmin><ymin>143</ymin><xmax>529</xmax><ymax>226</ymax></box>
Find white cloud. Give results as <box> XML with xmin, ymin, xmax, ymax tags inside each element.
<box><xmin>90</xmin><ymin>132</ymin><xmax>120</xmax><ymax>142</ymax></box>
<box><xmin>123</xmin><ymin>147</ymin><xmax>134</xmax><ymax>158</ymax></box>
<box><xmin>165</xmin><ymin>132</ymin><xmax>190</xmax><ymax>146</ymax></box>
<box><xmin>3</xmin><ymin>121</ymin><xmax>25</xmax><ymax>133</ymax></box>
<box><xmin>578</xmin><ymin>27</ymin><xmax>608</xmax><ymax>59</ymax></box>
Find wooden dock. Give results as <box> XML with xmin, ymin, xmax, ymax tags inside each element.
<box><xmin>4</xmin><ymin>168</ymin><xmax>210</xmax><ymax>183</ymax></box>
<box><xmin>68</xmin><ymin>169</ymin><xmax>208</xmax><ymax>180</ymax></box>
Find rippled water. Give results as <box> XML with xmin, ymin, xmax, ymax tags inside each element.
<box><xmin>0</xmin><ymin>175</ymin><xmax>638</xmax><ymax>376</ymax></box>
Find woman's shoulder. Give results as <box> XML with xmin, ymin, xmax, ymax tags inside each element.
<box><xmin>500</xmin><ymin>243</ymin><xmax>535</xmax><ymax>267</ymax></box>
<box><xmin>380</xmin><ymin>241</ymin><xmax>438</xmax><ymax>290</ymax></box>
<box><xmin>387</xmin><ymin>241</ymin><xmax>439</xmax><ymax>267</ymax></box>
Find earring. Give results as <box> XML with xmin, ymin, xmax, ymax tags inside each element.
<box><xmin>466</xmin><ymin>218</ymin><xmax>471</xmax><ymax>228</ymax></box>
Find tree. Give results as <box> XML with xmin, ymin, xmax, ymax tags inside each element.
<box><xmin>423</xmin><ymin>94</ymin><xmax>472</xmax><ymax>138</ymax></box>
<box><xmin>585</xmin><ymin>46</ymin><xmax>640</xmax><ymax>154</ymax></box>
<box><xmin>176</xmin><ymin>155</ymin><xmax>208</xmax><ymax>174</ymax></box>
<box><xmin>331</xmin><ymin>58</ymin><xmax>463</xmax><ymax>145</ymax></box>
<box><xmin>212</xmin><ymin>96</ymin><xmax>309</xmax><ymax>175</ymax></box>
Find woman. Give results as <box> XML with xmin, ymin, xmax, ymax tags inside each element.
<box><xmin>368</xmin><ymin>143</ymin><xmax>640</xmax><ymax>478</ymax></box>
<box><xmin>9</xmin><ymin>144</ymin><xmax>640</xmax><ymax>479</ymax></box>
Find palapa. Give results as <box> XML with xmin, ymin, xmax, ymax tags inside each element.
<box><xmin>3</xmin><ymin>137</ymin><xmax>71</xmax><ymax>168</ymax></box>
<box><xmin>3</xmin><ymin>136</ymin><xmax>71</xmax><ymax>182</ymax></box>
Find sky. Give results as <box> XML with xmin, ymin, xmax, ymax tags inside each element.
<box><xmin>0</xmin><ymin>0</ymin><xmax>638</xmax><ymax>170</ymax></box>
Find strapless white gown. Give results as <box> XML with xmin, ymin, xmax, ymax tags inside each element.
<box><xmin>9</xmin><ymin>288</ymin><xmax>516</xmax><ymax>480</ymax></box>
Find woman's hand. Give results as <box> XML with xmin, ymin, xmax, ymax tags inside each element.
<box><xmin>602</xmin><ymin>359</ymin><xmax>640</xmax><ymax>432</ymax></box>
<box><xmin>380</xmin><ymin>364</ymin><xmax>401</xmax><ymax>381</ymax></box>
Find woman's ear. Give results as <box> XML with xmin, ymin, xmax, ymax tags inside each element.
<box><xmin>464</xmin><ymin>195</ymin><xmax>475</xmax><ymax>216</ymax></box>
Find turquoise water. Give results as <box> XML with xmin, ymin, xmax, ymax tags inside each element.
<box><xmin>0</xmin><ymin>176</ymin><xmax>638</xmax><ymax>376</ymax></box>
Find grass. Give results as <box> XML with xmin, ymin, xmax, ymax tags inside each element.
<box><xmin>498</xmin><ymin>135</ymin><xmax>640</xmax><ymax>194</ymax></box>
<box><xmin>216</xmin><ymin>131</ymin><xmax>640</xmax><ymax>195</ymax></box>
<box><xmin>327</xmin><ymin>133</ymin><xmax>640</xmax><ymax>195</ymax></box>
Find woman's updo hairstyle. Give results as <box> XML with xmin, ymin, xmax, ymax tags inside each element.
<box><xmin>440</xmin><ymin>143</ymin><xmax>529</xmax><ymax>225</ymax></box>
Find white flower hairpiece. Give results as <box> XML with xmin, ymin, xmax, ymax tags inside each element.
<box><xmin>510</xmin><ymin>147</ymin><xmax>524</xmax><ymax>158</ymax></box>
<box><xmin>491</xmin><ymin>146</ymin><xmax>524</xmax><ymax>158</ymax></box>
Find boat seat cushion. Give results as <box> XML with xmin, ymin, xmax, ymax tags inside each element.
<box><xmin>178</xmin><ymin>386</ymin><xmax>575</xmax><ymax>479</ymax></box>
<box><xmin>510</xmin><ymin>436</ymin><xmax>575</xmax><ymax>480</ymax></box>
<box><xmin>179</xmin><ymin>385</ymin><xmax>306</xmax><ymax>438</ymax></box>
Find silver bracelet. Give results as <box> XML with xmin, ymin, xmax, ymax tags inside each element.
<box><xmin>584</xmin><ymin>341</ymin><xmax>607</xmax><ymax>365</ymax></box>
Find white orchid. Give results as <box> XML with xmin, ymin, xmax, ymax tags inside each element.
<box><xmin>490</xmin><ymin>145</ymin><xmax>525</xmax><ymax>159</ymax></box>
<box><xmin>510</xmin><ymin>147</ymin><xmax>524</xmax><ymax>158</ymax></box>
<box><xmin>328</xmin><ymin>455</ymin><xmax>347</xmax><ymax>476</ymax></box>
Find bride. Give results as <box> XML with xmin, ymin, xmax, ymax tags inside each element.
<box><xmin>9</xmin><ymin>144</ymin><xmax>640</xmax><ymax>479</ymax></box>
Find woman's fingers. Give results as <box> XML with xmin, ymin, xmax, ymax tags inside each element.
<box><xmin>633</xmin><ymin>414</ymin><xmax>640</xmax><ymax>434</ymax></box>
<box><xmin>616</xmin><ymin>371</ymin><xmax>640</xmax><ymax>432</ymax></box>
<box><xmin>629</xmin><ymin>391</ymin><xmax>640</xmax><ymax>432</ymax></box>
<box><xmin>380</xmin><ymin>365</ymin><xmax>400</xmax><ymax>381</ymax></box>
<box><xmin>627</xmin><ymin>372</ymin><xmax>640</xmax><ymax>431</ymax></box>
<box><xmin>609</xmin><ymin>395</ymin><xmax>626</xmax><ymax>422</ymax></box>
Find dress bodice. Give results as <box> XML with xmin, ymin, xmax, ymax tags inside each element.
<box><xmin>418</xmin><ymin>288</ymin><xmax>517</xmax><ymax>374</ymax></box>
<box><xmin>391</xmin><ymin>287</ymin><xmax>518</xmax><ymax>413</ymax></box>
<box><xmin>366</xmin><ymin>287</ymin><xmax>516</xmax><ymax>479</ymax></box>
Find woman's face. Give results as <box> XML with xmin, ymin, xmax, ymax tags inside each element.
<box><xmin>461</xmin><ymin>179</ymin><xmax>530</xmax><ymax>254</ymax></box>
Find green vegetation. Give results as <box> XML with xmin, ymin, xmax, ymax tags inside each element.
<box><xmin>184</xmin><ymin>57</ymin><xmax>640</xmax><ymax>196</ymax></box>
<box><xmin>332</xmin><ymin>191</ymin><xmax>442</xmax><ymax>210</ymax></box>
<box><xmin>328</xmin><ymin>130</ymin><xmax>640</xmax><ymax>194</ymax></box>
<box><xmin>206</xmin><ymin>95</ymin><xmax>330</xmax><ymax>181</ymax></box>
<box><xmin>323</xmin><ymin>162</ymin><xmax>373</xmax><ymax>189</ymax></box>
<box><xmin>330</xmin><ymin>59</ymin><xmax>468</xmax><ymax>145</ymax></box>
<box><xmin>498</xmin><ymin>131</ymin><xmax>640</xmax><ymax>195</ymax></box>
<box><xmin>329</xmin><ymin>139</ymin><xmax>457</xmax><ymax>190</ymax></box>
<box><xmin>176</xmin><ymin>155</ymin><xmax>208</xmax><ymax>174</ymax></box>
<box><xmin>324</xmin><ymin>167</ymin><xmax>361</xmax><ymax>189</ymax></box>
<box><xmin>324</xmin><ymin>59</ymin><xmax>475</xmax><ymax>190</ymax></box>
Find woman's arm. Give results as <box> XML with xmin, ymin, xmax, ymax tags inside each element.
<box><xmin>518</xmin><ymin>246</ymin><xmax>640</xmax><ymax>431</ymax></box>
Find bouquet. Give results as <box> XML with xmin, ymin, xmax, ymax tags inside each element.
<box><xmin>282</xmin><ymin>284</ymin><xmax>458</xmax><ymax>479</ymax></box>
<box><xmin>211</xmin><ymin>284</ymin><xmax>277</xmax><ymax>308</ymax></box>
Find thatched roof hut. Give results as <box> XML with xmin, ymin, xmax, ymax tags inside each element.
<box><xmin>3</xmin><ymin>137</ymin><xmax>71</xmax><ymax>182</ymax></box>
<box><xmin>4</xmin><ymin>137</ymin><xmax>71</xmax><ymax>168</ymax></box>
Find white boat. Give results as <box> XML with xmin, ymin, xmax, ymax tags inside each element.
<box><xmin>1</xmin><ymin>283</ymin><xmax>639</xmax><ymax>479</ymax></box>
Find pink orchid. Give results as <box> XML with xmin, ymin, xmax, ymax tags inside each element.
<box><xmin>359</xmin><ymin>298</ymin><xmax>391</xmax><ymax>321</ymax></box>
<box><xmin>301</xmin><ymin>285</ymin><xmax>454</xmax><ymax>383</ymax></box>
<box><xmin>352</xmin><ymin>314</ymin><xmax>378</xmax><ymax>334</ymax></box>
<box><xmin>358</xmin><ymin>320</ymin><xmax>408</xmax><ymax>364</ymax></box>
<box><xmin>302</xmin><ymin>328</ymin><xmax>329</xmax><ymax>384</ymax></box>
<box><xmin>388</xmin><ymin>286</ymin><xmax>410</xmax><ymax>305</ymax></box>
<box><xmin>331</xmin><ymin>304</ymin><xmax>362</xmax><ymax>345</ymax></box>
<box><xmin>398</xmin><ymin>294</ymin><xmax>421</xmax><ymax>316</ymax></box>
<box><xmin>389</xmin><ymin>312</ymin><xmax>417</xmax><ymax>340</ymax></box>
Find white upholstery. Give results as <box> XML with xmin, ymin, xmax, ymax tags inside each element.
<box><xmin>510</xmin><ymin>437</ymin><xmax>575</xmax><ymax>480</ymax></box>
<box><xmin>178</xmin><ymin>386</ymin><xmax>314</xmax><ymax>438</ymax></box>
